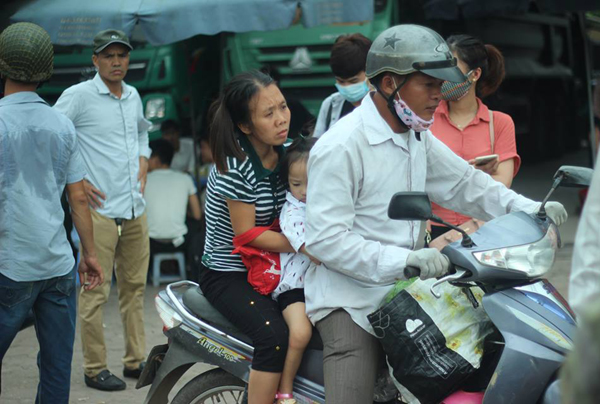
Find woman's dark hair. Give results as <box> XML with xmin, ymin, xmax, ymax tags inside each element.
<box><xmin>330</xmin><ymin>33</ymin><xmax>372</xmax><ymax>79</ymax></box>
<box><xmin>280</xmin><ymin>136</ymin><xmax>318</xmax><ymax>186</ymax></box>
<box><xmin>447</xmin><ymin>34</ymin><xmax>505</xmax><ymax>98</ymax></box>
<box><xmin>209</xmin><ymin>70</ymin><xmax>275</xmax><ymax>173</ymax></box>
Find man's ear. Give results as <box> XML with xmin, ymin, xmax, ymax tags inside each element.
<box><xmin>380</xmin><ymin>73</ymin><xmax>398</xmax><ymax>96</ymax></box>
<box><xmin>238</xmin><ymin>122</ymin><xmax>251</xmax><ymax>135</ymax></box>
<box><xmin>92</xmin><ymin>54</ymin><xmax>99</xmax><ymax>69</ymax></box>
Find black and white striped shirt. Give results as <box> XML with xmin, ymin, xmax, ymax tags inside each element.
<box><xmin>203</xmin><ymin>137</ymin><xmax>287</xmax><ymax>272</ymax></box>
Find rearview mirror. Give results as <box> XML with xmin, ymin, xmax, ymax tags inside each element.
<box><xmin>554</xmin><ymin>166</ymin><xmax>594</xmax><ymax>188</ymax></box>
<box><xmin>388</xmin><ymin>192</ymin><xmax>432</xmax><ymax>221</ymax></box>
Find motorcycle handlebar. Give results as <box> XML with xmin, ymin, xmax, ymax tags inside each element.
<box><xmin>404</xmin><ymin>266</ymin><xmax>421</xmax><ymax>279</ymax></box>
<box><xmin>403</xmin><ymin>256</ymin><xmax>455</xmax><ymax>280</ymax></box>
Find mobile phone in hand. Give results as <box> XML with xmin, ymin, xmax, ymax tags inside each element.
<box><xmin>474</xmin><ymin>154</ymin><xmax>499</xmax><ymax>166</ymax></box>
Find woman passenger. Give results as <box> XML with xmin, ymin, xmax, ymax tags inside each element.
<box><xmin>200</xmin><ymin>70</ymin><xmax>295</xmax><ymax>403</ymax></box>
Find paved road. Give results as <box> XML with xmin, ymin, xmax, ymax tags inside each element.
<box><xmin>1</xmin><ymin>150</ymin><xmax>590</xmax><ymax>403</ymax></box>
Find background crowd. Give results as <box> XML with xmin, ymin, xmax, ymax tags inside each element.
<box><xmin>0</xmin><ymin>15</ymin><xmax>598</xmax><ymax>404</ymax></box>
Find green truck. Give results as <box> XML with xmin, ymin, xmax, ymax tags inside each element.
<box><xmin>37</xmin><ymin>0</ymin><xmax>596</xmax><ymax>161</ymax></box>
<box><xmin>221</xmin><ymin>0</ymin><xmax>396</xmax><ymax>117</ymax></box>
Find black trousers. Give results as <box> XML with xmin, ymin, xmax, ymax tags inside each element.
<box><xmin>198</xmin><ymin>266</ymin><xmax>288</xmax><ymax>372</ymax></box>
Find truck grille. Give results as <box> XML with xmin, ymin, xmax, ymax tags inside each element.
<box><xmin>256</xmin><ymin>43</ymin><xmax>335</xmax><ymax>107</ymax></box>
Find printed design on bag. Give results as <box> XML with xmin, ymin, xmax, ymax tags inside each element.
<box><xmin>411</xmin><ymin>290</ymin><xmax>425</xmax><ymax>302</ymax></box>
<box><xmin>370</xmin><ymin>312</ymin><xmax>390</xmax><ymax>339</ymax></box>
<box><xmin>415</xmin><ymin>331</ymin><xmax>458</xmax><ymax>379</ymax></box>
<box><xmin>406</xmin><ymin>318</ymin><xmax>424</xmax><ymax>335</ymax></box>
<box><xmin>263</xmin><ymin>254</ymin><xmax>281</xmax><ymax>276</ymax></box>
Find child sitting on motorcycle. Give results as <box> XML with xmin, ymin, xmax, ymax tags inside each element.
<box><xmin>272</xmin><ymin>136</ymin><xmax>319</xmax><ymax>404</ymax></box>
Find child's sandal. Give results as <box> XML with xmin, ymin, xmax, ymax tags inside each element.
<box><xmin>275</xmin><ymin>392</ymin><xmax>297</xmax><ymax>404</ymax></box>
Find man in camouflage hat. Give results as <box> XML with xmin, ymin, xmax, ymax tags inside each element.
<box><xmin>54</xmin><ymin>28</ymin><xmax>151</xmax><ymax>391</ymax></box>
<box><xmin>0</xmin><ymin>22</ymin><xmax>103</xmax><ymax>403</ymax></box>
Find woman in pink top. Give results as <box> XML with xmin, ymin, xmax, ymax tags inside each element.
<box><xmin>429</xmin><ymin>34</ymin><xmax>521</xmax><ymax>241</ymax></box>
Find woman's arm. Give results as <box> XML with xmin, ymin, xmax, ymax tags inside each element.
<box><xmin>227</xmin><ymin>199</ymin><xmax>294</xmax><ymax>253</ymax></box>
<box><xmin>488</xmin><ymin>112</ymin><xmax>519</xmax><ymax>188</ymax></box>
<box><xmin>491</xmin><ymin>158</ymin><xmax>515</xmax><ymax>188</ymax></box>
<box><xmin>187</xmin><ymin>194</ymin><xmax>202</xmax><ymax>220</ymax></box>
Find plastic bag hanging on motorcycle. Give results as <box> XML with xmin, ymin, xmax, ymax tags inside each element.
<box><xmin>368</xmin><ymin>278</ymin><xmax>494</xmax><ymax>404</ymax></box>
<box><xmin>232</xmin><ymin>220</ymin><xmax>282</xmax><ymax>295</ymax></box>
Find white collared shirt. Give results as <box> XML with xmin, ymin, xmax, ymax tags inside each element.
<box><xmin>54</xmin><ymin>73</ymin><xmax>151</xmax><ymax>219</ymax></box>
<box><xmin>304</xmin><ymin>92</ymin><xmax>540</xmax><ymax>333</ymax></box>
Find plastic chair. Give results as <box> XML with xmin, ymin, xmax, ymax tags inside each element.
<box><xmin>152</xmin><ymin>251</ymin><xmax>186</xmax><ymax>287</ymax></box>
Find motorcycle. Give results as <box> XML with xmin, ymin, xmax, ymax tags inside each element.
<box><xmin>137</xmin><ymin>165</ymin><xmax>592</xmax><ymax>404</ymax></box>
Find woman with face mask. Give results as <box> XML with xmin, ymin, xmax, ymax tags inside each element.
<box><xmin>428</xmin><ymin>34</ymin><xmax>521</xmax><ymax>243</ymax></box>
<box><xmin>313</xmin><ymin>33</ymin><xmax>372</xmax><ymax>138</ymax></box>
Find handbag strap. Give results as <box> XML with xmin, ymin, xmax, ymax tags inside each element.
<box><xmin>488</xmin><ymin>109</ymin><xmax>495</xmax><ymax>153</ymax></box>
<box><xmin>232</xmin><ymin>219</ymin><xmax>280</xmax><ymax>248</ymax></box>
<box><xmin>325</xmin><ymin>101</ymin><xmax>334</xmax><ymax>131</ymax></box>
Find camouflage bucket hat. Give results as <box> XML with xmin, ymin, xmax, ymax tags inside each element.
<box><xmin>0</xmin><ymin>22</ymin><xmax>54</xmax><ymax>83</ymax></box>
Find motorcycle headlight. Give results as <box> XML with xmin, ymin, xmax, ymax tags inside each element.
<box><xmin>145</xmin><ymin>98</ymin><xmax>166</xmax><ymax>119</ymax></box>
<box><xmin>473</xmin><ymin>224</ymin><xmax>560</xmax><ymax>278</ymax></box>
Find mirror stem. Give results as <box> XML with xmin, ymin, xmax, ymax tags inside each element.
<box><xmin>537</xmin><ymin>174</ymin><xmax>564</xmax><ymax>220</ymax></box>
<box><xmin>430</xmin><ymin>214</ymin><xmax>476</xmax><ymax>248</ymax></box>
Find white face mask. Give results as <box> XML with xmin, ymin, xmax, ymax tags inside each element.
<box><xmin>391</xmin><ymin>77</ymin><xmax>434</xmax><ymax>132</ymax></box>
<box><xmin>335</xmin><ymin>80</ymin><xmax>370</xmax><ymax>103</ymax></box>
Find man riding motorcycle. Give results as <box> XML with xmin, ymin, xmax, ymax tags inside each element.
<box><xmin>303</xmin><ymin>24</ymin><xmax>568</xmax><ymax>404</ymax></box>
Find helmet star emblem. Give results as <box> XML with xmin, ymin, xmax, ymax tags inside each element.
<box><xmin>383</xmin><ymin>33</ymin><xmax>401</xmax><ymax>49</ymax></box>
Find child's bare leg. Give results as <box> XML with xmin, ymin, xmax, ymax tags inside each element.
<box><xmin>278</xmin><ymin>302</ymin><xmax>312</xmax><ymax>397</ymax></box>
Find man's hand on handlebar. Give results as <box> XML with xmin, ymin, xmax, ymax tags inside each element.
<box><xmin>545</xmin><ymin>201</ymin><xmax>568</xmax><ymax>226</ymax></box>
<box><xmin>405</xmin><ymin>249</ymin><xmax>450</xmax><ymax>280</ymax></box>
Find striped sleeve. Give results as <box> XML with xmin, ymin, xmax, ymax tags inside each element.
<box><xmin>213</xmin><ymin>160</ymin><xmax>256</xmax><ymax>203</ymax></box>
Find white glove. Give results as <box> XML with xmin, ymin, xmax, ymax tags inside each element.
<box><xmin>545</xmin><ymin>201</ymin><xmax>568</xmax><ymax>226</ymax></box>
<box><xmin>406</xmin><ymin>249</ymin><xmax>450</xmax><ymax>280</ymax></box>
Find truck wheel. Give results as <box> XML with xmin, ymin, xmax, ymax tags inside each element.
<box><xmin>171</xmin><ymin>368</ymin><xmax>247</xmax><ymax>404</ymax></box>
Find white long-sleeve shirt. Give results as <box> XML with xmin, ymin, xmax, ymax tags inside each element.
<box><xmin>569</xmin><ymin>153</ymin><xmax>600</xmax><ymax>316</ymax></box>
<box><xmin>54</xmin><ymin>73</ymin><xmax>151</xmax><ymax>219</ymax></box>
<box><xmin>304</xmin><ymin>92</ymin><xmax>540</xmax><ymax>333</ymax></box>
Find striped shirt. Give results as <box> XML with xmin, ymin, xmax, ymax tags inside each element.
<box><xmin>203</xmin><ymin>136</ymin><xmax>287</xmax><ymax>272</ymax></box>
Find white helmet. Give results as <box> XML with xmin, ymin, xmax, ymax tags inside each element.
<box><xmin>366</xmin><ymin>24</ymin><xmax>464</xmax><ymax>83</ymax></box>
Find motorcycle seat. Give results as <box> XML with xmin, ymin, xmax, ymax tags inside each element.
<box><xmin>182</xmin><ymin>285</ymin><xmax>324</xmax><ymax>349</ymax></box>
<box><xmin>183</xmin><ymin>285</ymin><xmax>252</xmax><ymax>345</ymax></box>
